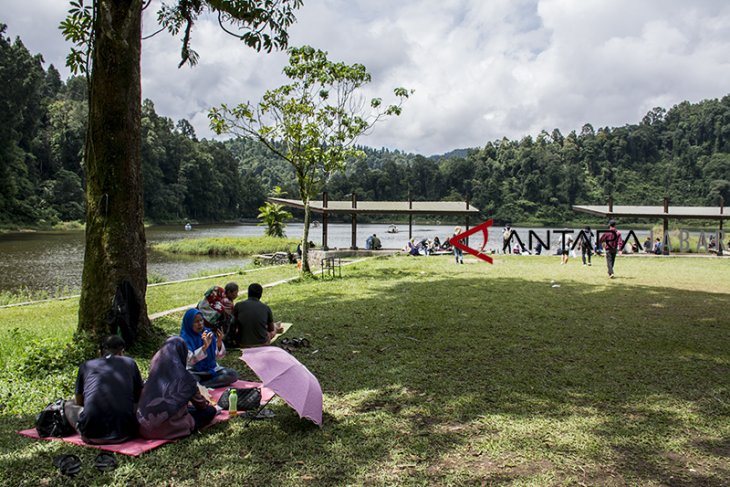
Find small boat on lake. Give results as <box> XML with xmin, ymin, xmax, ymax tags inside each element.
<box><xmin>387</xmin><ymin>224</ymin><xmax>398</xmax><ymax>234</ymax></box>
<box><xmin>184</xmin><ymin>223</ymin><xmax>192</xmax><ymax>231</ymax></box>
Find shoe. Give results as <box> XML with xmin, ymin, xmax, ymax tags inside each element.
<box><xmin>588</xmin><ymin>263</ymin><xmax>592</xmax><ymax>266</ymax></box>
<box><xmin>609</xmin><ymin>274</ymin><xmax>615</xmax><ymax>278</ymax></box>
<box><xmin>94</xmin><ymin>453</ymin><xmax>117</xmax><ymax>472</ymax></box>
<box><xmin>53</xmin><ymin>454</ymin><xmax>81</xmax><ymax>477</ymax></box>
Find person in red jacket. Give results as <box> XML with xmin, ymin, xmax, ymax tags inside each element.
<box><xmin>599</xmin><ymin>220</ymin><xmax>622</xmax><ymax>278</ymax></box>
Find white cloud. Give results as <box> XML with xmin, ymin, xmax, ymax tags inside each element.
<box><xmin>1</xmin><ymin>0</ymin><xmax>71</xmax><ymax>70</ymax></box>
<box><xmin>2</xmin><ymin>0</ymin><xmax>730</xmax><ymax>155</ymax></box>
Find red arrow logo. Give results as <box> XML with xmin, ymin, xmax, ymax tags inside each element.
<box><xmin>449</xmin><ymin>219</ymin><xmax>494</xmax><ymax>264</ymax></box>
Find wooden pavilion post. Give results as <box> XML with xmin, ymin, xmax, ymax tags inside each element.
<box><xmin>662</xmin><ymin>197</ymin><xmax>670</xmax><ymax>255</ymax></box>
<box><xmin>465</xmin><ymin>197</ymin><xmax>470</xmax><ymax>247</ymax></box>
<box><xmin>408</xmin><ymin>191</ymin><xmax>413</xmax><ymax>241</ymax></box>
<box><xmin>351</xmin><ymin>192</ymin><xmax>357</xmax><ymax>250</ymax></box>
<box><xmin>719</xmin><ymin>196</ymin><xmax>724</xmax><ymax>257</ymax></box>
<box><xmin>322</xmin><ymin>191</ymin><xmax>329</xmax><ymax>251</ymax></box>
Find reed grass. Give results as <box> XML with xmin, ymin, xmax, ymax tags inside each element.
<box><xmin>152</xmin><ymin>236</ymin><xmax>298</xmax><ymax>256</ymax></box>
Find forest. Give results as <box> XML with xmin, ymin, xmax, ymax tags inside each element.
<box><xmin>2</xmin><ymin>23</ymin><xmax>729</xmax><ymax>227</ymax></box>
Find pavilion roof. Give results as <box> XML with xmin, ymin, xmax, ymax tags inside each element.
<box><xmin>269</xmin><ymin>198</ymin><xmax>481</xmax><ymax>216</ymax></box>
<box><xmin>572</xmin><ymin>204</ymin><xmax>728</xmax><ymax>220</ymax></box>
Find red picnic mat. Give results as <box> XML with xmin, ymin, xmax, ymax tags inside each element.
<box><xmin>17</xmin><ymin>380</ymin><xmax>274</xmax><ymax>456</ymax></box>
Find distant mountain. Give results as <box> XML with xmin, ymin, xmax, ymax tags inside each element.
<box><xmin>429</xmin><ymin>148</ymin><xmax>471</xmax><ymax>160</ymax></box>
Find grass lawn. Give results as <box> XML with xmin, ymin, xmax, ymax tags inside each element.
<box><xmin>152</xmin><ymin>236</ymin><xmax>298</xmax><ymax>256</ymax></box>
<box><xmin>1</xmin><ymin>254</ymin><xmax>729</xmax><ymax>485</ymax></box>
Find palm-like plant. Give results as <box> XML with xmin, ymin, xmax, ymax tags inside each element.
<box><xmin>257</xmin><ymin>202</ymin><xmax>292</xmax><ymax>237</ymax></box>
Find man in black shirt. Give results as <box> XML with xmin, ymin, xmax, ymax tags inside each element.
<box><xmin>65</xmin><ymin>335</ymin><xmax>143</xmax><ymax>444</ymax></box>
<box><xmin>232</xmin><ymin>283</ymin><xmax>283</xmax><ymax>347</ymax></box>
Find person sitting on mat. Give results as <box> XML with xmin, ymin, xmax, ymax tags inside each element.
<box><xmin>231</xmin><ymin>283</ymin><xmax>283</xmax><ymax>347</ymax></box>
<box><xmin>64</xmin><ymin>335</ymin><xmax>143</xmax><ymax>444</ymax></box>
<box><xmin>180</xmin><ymin>308</ymin><xmax>238</xmax><ymax>388</ymax></box>
<box><xmin>137</xmin><ymin>336</ymin><xmax>216</xmax><ymax>439</ymax></box>
<box><xmin>197</xmin><ymin>282</ymin><xmax>238</xmax><ymax>339</ymax></box>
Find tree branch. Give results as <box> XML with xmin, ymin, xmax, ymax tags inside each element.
<box><xmin>142</xmin><ymin>25</ymin><xmax>165</xmax><ymax>40</ymax></box>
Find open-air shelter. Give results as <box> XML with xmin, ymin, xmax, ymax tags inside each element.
<box><xmin>572</xmin><ymin>197</ymin><xmax>727</xmax><ymax>255</ymax></box>
<box><xmin>269</xmin><ymin>193</ymin><xmax>482</xmax><ymax>250</ymax></box>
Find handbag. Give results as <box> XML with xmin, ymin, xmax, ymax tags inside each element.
<box><xmin>217</xmin><ymin>387</ymin><xmax>261</xmax><ymax>411</ymax></box>
<box><xmin>36</xmin><ymin>399</ymin><xmax>75</xmax><ymax>437</ymax></box>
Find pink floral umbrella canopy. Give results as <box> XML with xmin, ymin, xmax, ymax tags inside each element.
<box><xmin>241</xmin><ymin>346</ymin><xmax>323</xmax><ymax>426</ymax></box>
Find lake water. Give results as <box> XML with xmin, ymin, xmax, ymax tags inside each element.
<box><xmin>0</xmin><ymin>222</ymin><xmax>472</xmax><ymax>294</ymax></box>
<box><xmin>0</xmin><ymin>222</ymin><xmax>698</xmax><ymax>294</ymax></box>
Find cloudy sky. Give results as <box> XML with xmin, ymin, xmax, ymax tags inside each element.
<box><xmin>2</xmin><ymin>0</ymin><xmax>730</xmax><ymax>155</ymax></box>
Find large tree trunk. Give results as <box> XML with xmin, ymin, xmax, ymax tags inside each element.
<box><xmin>78</xmin><ymin>0</ymin><xmax>150</xmax><ymax>346</ymax></box>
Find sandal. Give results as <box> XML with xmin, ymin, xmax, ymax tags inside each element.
<box><xmin>53</xmin><ymin>454</ymin><xmax>81</xmax><ymax>477</ymax></box>
<box><xmin>288</xmin><ymin>337</ymin><xmax>311</xmax><ymax>348</ymax></box>
<box><xmin>245</xmin><ymin>408</ymin><xmax>276</xmax><ymax>420</ymax></box>
<box><xmin>94</xmin><ymin>452</ymin><xmax>117</xmax><ymax>472</ymax></box>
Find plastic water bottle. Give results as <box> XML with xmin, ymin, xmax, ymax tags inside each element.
<box><xmin>228</xmin><ymin>388</ymin><xmax>238</xmax><ymax>416</ymax></box>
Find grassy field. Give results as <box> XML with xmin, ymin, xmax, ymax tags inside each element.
<box><xmin>1</xmin><ymin>254</ymin><xmax>729</xmax><ymax>485</ymax></box>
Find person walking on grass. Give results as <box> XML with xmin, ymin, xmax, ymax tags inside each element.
<box><xmin>579</xmin><ymin>226</ymin><xmax>594</xmax><ymax>266</ymax></box>
<box><xmin>560</xmin><ymin>234</ymin><xmax>573</xmax><ymax>264</ymax></box>
<box><xmin>502</xmin><ymin>224</ymin><xmax>513</xmax><ymax>254</ymax></box>
<box><xmin>599</xmin><ymin>220</ymin><xmax>622</xmax><ymax>278</ymax></box>
<box><xmin>451</xmin><ymin>227</ymin><xmax>464</xmax><ymax>264</ymax></box>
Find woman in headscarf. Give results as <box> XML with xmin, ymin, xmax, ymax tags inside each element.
<box><xmin>180</xmin><ymin>308</ymin><xmax>238</xmax><ymax>388</ymax></box>
<box><xmin>137</xmin><ymin>336</ymin><xmax>216</xmax><ymax>439</ymax></box>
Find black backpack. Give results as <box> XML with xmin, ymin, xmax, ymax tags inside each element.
<box><xmin>35</xmin><ymin>399</ymin><xmax>76</xmax><ymax>437</ymax></box>
<box><xmin>109</xmin><ymin>280</ymin><xmax>140</xmax><ymax>348</ymax></box>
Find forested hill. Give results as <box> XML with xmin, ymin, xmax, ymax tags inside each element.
<box><xmin>2</xmin><ymin>24</ymin><xmax>729</xmax><ymax>227</ymax></box>
<box><xmin>235</xmin><ymin>101</ymin><xmax>730</xmax><ymax>224</ymax></box>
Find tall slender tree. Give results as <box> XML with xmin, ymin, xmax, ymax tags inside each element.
<box><xmin>210</xmin><ymin>45</ymin><xmax>411</xmax><ymax>273</ymax></box>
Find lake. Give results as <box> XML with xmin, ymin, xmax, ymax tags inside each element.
<box><xmin>0</xmin><ymin>222</ymin><xmax>478</xmax><ymax>294</ymax></box>
<box><xmin>1</xmin><ymin>222</ymin><xmax>687</xmax><ymax>294</ymax></box>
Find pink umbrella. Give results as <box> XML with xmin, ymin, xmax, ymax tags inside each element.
<box><xmin>241</xmin><ymin>346</ymin><xmax>323</xmax><ymax>426</ymax></box>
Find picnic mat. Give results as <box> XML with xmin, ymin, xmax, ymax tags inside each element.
<box><xmin>17</xmin><ymin>380</ymin><xmax>275</xmax><ymax>457</ymax></box>
<box><xmin>270</xmin><ymin>322</ymin><xmax>292</xmax><ymax>343</ymax></box>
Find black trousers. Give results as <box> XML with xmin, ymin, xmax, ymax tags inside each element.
<box><xmin>188</xmin><ymin>405</ymin><xmax>216</xmax><ymax>431</ymax></box>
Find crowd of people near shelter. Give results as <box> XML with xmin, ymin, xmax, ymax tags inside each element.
<box><xmin>403</xmin><ymin>235</ymin><xmax>452</xmax><ymax>256</ymax></box>
<box><xmin>395</xmin><ymin>219</ymin><xmax>726</xmax><ymax>267</ymax></box>
<box><xmin>62</xmin><ymin>281</ymin><xmax>282</xmax><ymax>443</ymax></box>
<box><xmin>399</xmin><ymin>219</ymin><xmax>724</xmax><ymax>278</ymax></box>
